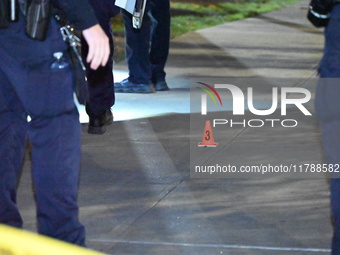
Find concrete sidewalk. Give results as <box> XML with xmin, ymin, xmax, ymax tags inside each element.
<box><xmin>19</xmin><ymin>0</ymin><xmax>333</xmax><ymax>254</ymax></box>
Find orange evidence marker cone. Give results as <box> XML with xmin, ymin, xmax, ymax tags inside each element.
<box><xmin>198</xmin><ymin>120</ymin><xmax>218</xmax><ymax>147</ymax></box>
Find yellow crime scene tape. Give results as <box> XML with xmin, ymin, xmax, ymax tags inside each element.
<box><xmin>0</xmin><ymin>224</ymin><xmax>106</xmax><ymax>255</ymax></box>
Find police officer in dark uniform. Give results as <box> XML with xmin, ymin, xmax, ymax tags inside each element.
<box><xmin>81</xmin><ymin>0</ymin><xmax>120</xmax><ymax>134</ymax></box>
<box><xmin>0</xmin><ymin>0</ymin><xmax>110</xmax><ymax>246</ymax></box>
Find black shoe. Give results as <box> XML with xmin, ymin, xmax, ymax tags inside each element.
<box><xmin>88</xmin><ymin>109</ymin><xmax>113</xmax><ymax>134</ymax></box>
<box><xmin>154</xmin><ymin>81</ymin><xmax>169</xmax><ymax>91</ymax></box>
<box><xmin>114</xmin><ymin>78</ymin><xmax>155</xmax><ymax>93</ymax></box>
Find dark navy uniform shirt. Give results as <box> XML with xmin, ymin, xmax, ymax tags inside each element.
<box><xmin>51</xmin><ymin>0</ymin><xmax>99</xmax><ymax>30</ymax></box>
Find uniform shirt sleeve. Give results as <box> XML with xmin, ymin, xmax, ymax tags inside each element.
<box><xmin>52</xmin><ymin>0</ymin><xmax>98</xmax><ymax>30</ymax></box>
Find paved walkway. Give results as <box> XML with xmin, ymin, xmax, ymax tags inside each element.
<box><xmin>19</xmin><ymin>1</ymin><xmax>333</xmax><ymax>254</ymax></box>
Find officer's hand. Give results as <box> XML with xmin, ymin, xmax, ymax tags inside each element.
<box><xmin>82</xmin><ymin>24</ymin><xmax>110</xmax><ymax>70</ymax></box>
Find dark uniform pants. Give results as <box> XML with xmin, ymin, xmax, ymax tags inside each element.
<box><xmin>317</xmin><ymin>4</ymin><xmax>340</xmax><ymax>255</ymax></box>
<box><xmin>82</xmin><ymin>0</ymin><xmax>119</xmax><ymax>118</ymax></box>
<box><xmin>0</xmin><ymin>15</ymin><xmax>85</xmax><ymax>245</ymax></box>
<box><xmin>122</xmin><ymin>0</ymin><xmax>170</xmax><ymax>85</ymax></box>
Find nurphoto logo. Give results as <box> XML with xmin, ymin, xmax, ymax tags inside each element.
<box><xmin>190</xmin><ymin>78</ymin><xmax>319</xmax><ymax>179</ymax></box>
<box><xmin>196</xmin><ymin>82</ymin><xmax>312</xmax><ymax>128</ymax></box>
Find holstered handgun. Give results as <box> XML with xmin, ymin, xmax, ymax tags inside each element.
<box><xmin>26</xmin><ymin>0</ymin><xmax>51</xmax><ymax>40</ymax></box>
<box><xmin>0</xmin><ymin>0</ymin><xmax>18</xmax><ymax>29</ymax></box>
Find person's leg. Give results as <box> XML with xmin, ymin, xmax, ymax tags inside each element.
<box><xmin>122</xmin><ymin>6</ymin><xmax>151</xmax><ymax>85</ymax></box>
<box><xmin>82</xmin><ymin>0</ymin><xmax>116</xmax><ymax>133</ymax></box>
<box><xmin>331</xmin><ymin>178</ymin><xmax>340</xmax><ymax>255</ymax></box>
<box><xmin>26</xmin><ymin>25</ymin><xmax>86</xmax><ymax>244</ymax></box>
<box><xmin>28</xmin><ymin>109</ymin><xmax>85</xmax><ymax>245</ymax></box>
<box><xmin>321</xmin><ymin>120</ymin><xmax>340</xmax><ymax>254</ymax></box>
<box><xmin>25</xmin><ymin>31</ymin><xmax>86</xmax><ymax>245</ymax></box>
<box><xmin>149</xmin><ymin>0</ymin><xmax>170</xmax><ymax>90</ymax></box>
<box><xmin>0</xmin><ymin>69</ymin><xmax>27</xmax><ymax>229</ymax></box>
<box><xmin>318</xmin><ymin>6</ymin><xmax>340</xmax><ymax>254</ymax></box>
<box><xmin>114</xmin><ymin>5</ymin><xmax>155</xmax><ymax>93</ymax></box>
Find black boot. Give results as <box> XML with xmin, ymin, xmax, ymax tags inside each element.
<box><xmin>88</xmin><ymin>109</ymin><xmax>113</xmax><ymax>134</ymax></box>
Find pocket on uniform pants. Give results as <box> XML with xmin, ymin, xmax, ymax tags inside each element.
<box><xmin>24</xmin><ymin>60</ymin><xmax>75</xmax><ymax>118</ymax></box>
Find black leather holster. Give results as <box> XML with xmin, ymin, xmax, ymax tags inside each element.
<box><xmin>0</xmin><ymin>0</ymin><xmax>18</xmax><ymax>29</ymax></box>
<box><xmin>26</xmin><ymin>0</ymin><xmax>51</xmax><ymax>41</ymax></box>
<box><xmin>0</xmin><ymin>0</ymin><xmax>51</xmax><ymax>41</ymax></box>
